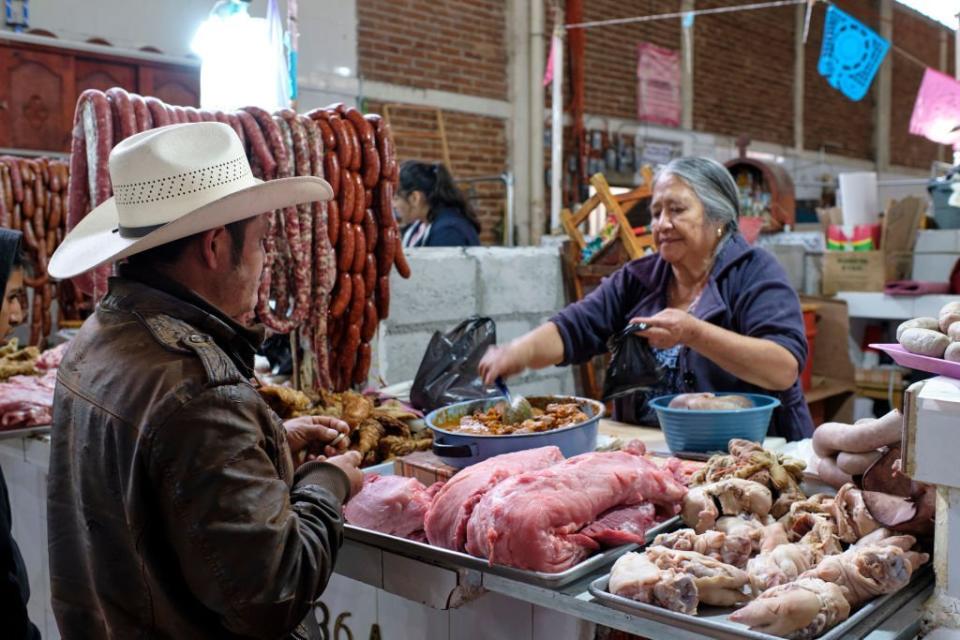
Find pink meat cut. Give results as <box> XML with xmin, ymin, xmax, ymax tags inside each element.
<box><xmin>0</xmin><ymin>370</ymin><xmax>57</xmax><ymax>430</ymax></box>
<box><xmin>344</xmin><ymin>474</ymin><xmax>439</xmax><ymax>539</ymax></box>
<box><xmin>580</xmin><ymin>503</ymin><xmax>659</xmax><ymax>547</ymax></box>
<box><xmin>465</xmin><ymin>449</ymin><xmax>687</xmax><ymax>573</ymax></box>
<box><xmin>424</xmin><ymin>446</ymin><xmax>565</xmax><ymax>551</ymax></box>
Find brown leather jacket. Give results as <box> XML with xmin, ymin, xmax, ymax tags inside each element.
<box><xmin>48</xmin><ymin>267</ymin><xmax>349</xmax><ymax>639</ymax></box>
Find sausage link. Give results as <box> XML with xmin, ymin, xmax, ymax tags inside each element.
<box><xmin>2</xmin><ymin>164</ymin><xmax>13</xmax><ymax>214</ymax></box>
<box><xmin>314</xmin><ymin>116</ymin><xmax>337</xmax><ymax>150</ymax></box>
<box><xmin>326</xmin><ymin>112</ymin><xmax>353</xmax><ymax>170</ymax></box>
<box><xmin>144</xmin><ymin>96</ymin><xmax>171</xmax><ymax>127</ymax></box>
<box><xmin>363</xmin><ymin>208</ymin><xmax>379</xmax><ymax>251</ymax></box>
<box><xmin>394</xmin><ymin>234</ymin><xmax>412</xmax><ymax>278</ymax></box>
<box><xmin>339</xmin><ymin>169</ymin><xmax>355</xmax><ymax>228</ymax></box>
<box><xmin>22</xmin><ymin>185</ymin><xmax>34</xmax><ymax>219</ymax></box>
<box><xmin>377</xmin><ymin>182</ymin><xmax>394</xmax><ymax>227</ymax></box>
<box><xmin>342</xmin><ymin>119</ymin><xmax>362</xmax><ymax>172</ymax></box>
<box><xmin>378</xmin><ymin>226</ymin><xmax>398</xmax><ymax>276</ymax></box>
<box><xmin>339</xmin><ymin>324</ymin><xmax>361</xmax><ymax>381</ymax></box>
<box><xmin>330</xmin><ymin>272</ymin><xmax>352</xmax><ymax>318</ymax></box>
<box><xmin>352</xmin><ymin>171</ymin><xmax>366</xmax><ymax>223</ymax></box>
<box><xmin>234</xmin><ymin>110</ymin><xmax>277</xmax><ymax>179</ymax></box>
<box><xmin>324</xmin><ymin>152</ymin><xmax>341</xmax><ymax>199</ymax></box>
<box><xmin>34</xmin><ymin>175</ymin><xmax>45</xmax><ymax>212</ymax></box>
<box><xmin>348</xmin><ymin>273</ymin><xmax>366</xmax><ymax>326</ymax></box>
<box><xmin>353</xmin><ymin>342</ymin><xmax>372</xmax><ymax>386</ymax></box>
<box><xmin>130</xmin><ymin>93</ymin><xmax>152</xmax><ymax>132</ymax></box>
<box><xmin>362</xmin><ymin>300</ymin><xmax>378</xmax><ymax>342</ymax></box>
<box><xmin>106</xmin><ymin>87</ymin><xmax>136</xmax><ymax>140</ymax></box>
<box><xmin>48</xmin><ymin>192</ymin><xmax>62</xmax><ymax>231</ymax></box>
<box><xmin>6</xmin><ymin>156</ymin><xmax>23</xmax><ymax>202</ymax></box>
<box><xmin>49</xmin><ymin>161</ymin><xmax>61</xmax><ymax>193</ymax></box>
<box><xmin>241</xmin><ymin>106</ymin><xmax>289</xmax><ymax>178</ymax></box>
<box><xmin>361</xmin><ymin>142</ymin><xmax>381</xmax><ymax>188</ymax></box>
<box><xmin>364</xmin><ymin>253</ymin><xmax>377</xmax><ymax>294</ymax></box>
<box><xmin>337</xmin><ymin>222</ymin><xmax>355</xmax><ymax>273</ymax></box>
<box><xmin>352</xmin><ymin>225</ymin><xmax>366</xmax><ymax>274</ymax></box>
<box><xmin>345</xmin><ymin>108</ymin><xmax>375</xmax><ymax>147</ymax></box>
<box><xmin>184</xmin><ymin>106</ymin><xmax>202</xmax><ymax>123</ymax></box>
<box><xmin>376</xmin><ymin>275</ymin><xmax>391</xmax><ymax>320</ymax></box>
<box><xmin>327</xmin><ymin>199</ymin><xmax>341</xmax><ymax>246</ymax></box>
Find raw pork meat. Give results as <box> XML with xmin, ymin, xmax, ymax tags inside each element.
<box><xmin>580</xmin><ymin>503</ymin><xmax>658</xmax><ymax>546</ymax></box>
<box><xmin>36</xmin><ymin>342</ymin><xmax>69</xmax><ymax>371</ymax></box>
<box><xmin>465</xmin><ymin>448</ymin><xmax>687</xmax><ymax>572</ymax></box>
<box><xmin>424</xmin><ymin>446</ymin><xmax>565</xmax><ymax>551</ymax></box>
<box><xmin>0</xmin><ymin>370</ymin><xmax>57</xmax><ymax>430</ymax></box>
<box><xmin>344</xmin><ymin>474</ymin><xmax>439</xmax><ymax>539</ymax></box>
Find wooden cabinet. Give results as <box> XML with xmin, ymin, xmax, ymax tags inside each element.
<box><xmin>140</xmin><ymin>65</ymin><xmax>199</xmax><ymax>109</ymax></box>
<box><xmin>0</xmin><ymin>37</ymin><xmax>199</xmax><ymax>153</ymax></box>
<box><xmin>75</xmin><ymin>57</ymin><xmax>136</xmax><ymax>95</ymax></box>
<box><xmin>0</xmin><ymin>47</ymin><xmax>75</xmax><ymax>151</ymax></box>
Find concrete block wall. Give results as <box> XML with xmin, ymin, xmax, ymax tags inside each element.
<box><xmin>375</xmin><ymin>246</ymin><xmax>576</xmax><ymax>398</ymax></box>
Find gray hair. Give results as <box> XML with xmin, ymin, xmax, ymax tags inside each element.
<box><xmin>655</xmin><ymin>157</ymin><xmax>740</xmax><ymax>235</ymax></box>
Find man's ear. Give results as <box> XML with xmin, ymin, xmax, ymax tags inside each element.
<box><xmin>198</xmin><ymin>226</ymin><xmax>229</xmax><ymax>269</ymax></box>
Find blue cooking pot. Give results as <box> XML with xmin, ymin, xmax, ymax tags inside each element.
<box><xmin>425</xmin><ymin>395</ymin><xmax>605</xmax><ymax>468</ymax></box>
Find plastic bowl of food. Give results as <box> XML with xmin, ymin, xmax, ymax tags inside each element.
<box><xmin>424</xmin><ymin>395</ymin><xmax>605</xmax><ymax>468</ymax></box>
<box><xmin>649</xmin><ymin>392</ymin><xmax>780</xmax><ymax>453</ymax></box>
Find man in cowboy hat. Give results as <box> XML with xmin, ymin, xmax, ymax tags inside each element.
<box><xmin>46</xmin><ymin>122</ymin><xmax>362</xmax><ymax>639</ymax></box>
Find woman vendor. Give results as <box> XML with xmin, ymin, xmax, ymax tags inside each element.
<box><xmin>395</xmin><ymin>161</ymin><xmax>482</xmax><ymax>247</ymax></box>
<box><xmin>479</xmin><ymin>157</ymin><xmax>813</xmax><ymax>441</ymax></box>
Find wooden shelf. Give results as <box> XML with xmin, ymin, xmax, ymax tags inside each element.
<box><xmin>804</xmin><ymin>376</ymin><xmax>856</xmax><ymax>404</ymax></box>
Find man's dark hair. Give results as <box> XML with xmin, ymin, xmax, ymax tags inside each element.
<box><xmin>127</xmin><ymin>217</ymin><xmax>253</xmax><ymax>268</ymax></box>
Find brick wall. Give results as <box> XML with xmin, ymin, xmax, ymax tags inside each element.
<box><xmin>581</xmin><ymin>0</ymin><xmax>682</xmax><ymax>119</ymax></box>
<box><xmin>803</xmin><ymin>0</ymin><xmax>878</xmax><ymax>160</ymax></box>
<box><xmin>357</xmin><ymin>0</ymin><xmax>507</xmax><ymax>101</ymax></box>
<box><xmin>693</xmin><ymin>0</ymin><xmax>796</xmax><ymax>147</ymax></box>
<box><xmin>365</xmin><ymin>100</ymin><xmax>508</xmax><ymax>245</ymax></box>
<box><xmin>890</xmin><ymin>5</ymin><xmax>953</xmax><ymax>169</ymax></box>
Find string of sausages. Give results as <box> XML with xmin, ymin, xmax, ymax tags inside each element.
<box><xmin>0</xmin><ymin>155</ymin><xmax>72</xmax><ymax>346</ymax></box>
<box><xmin>301</xmin><ymin>104</ymin><xmax>410</xmax><ymax>392</ymax></box>
<box><xmin>64</xmin><ymin>88</ymin><xmax>410</xmax><ymax>392</ymax></box>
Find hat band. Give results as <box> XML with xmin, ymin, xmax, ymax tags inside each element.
<box><xmin>117</xmin><ymin>223</ymin><xmax>165</xmax><ymax>239</ymax></box>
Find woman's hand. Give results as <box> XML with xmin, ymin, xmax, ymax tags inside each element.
<box><xmin>478</xmin><ymin>342</ymin><xmax>529</xmax><ymax>386</ymax></box>
<box><xmin>284</xmin><ymin>415</ymin><xmax>351</xmax><ymax>464</ymax></box>
<box><xmin>631</xmin><ymin>309</ymin><xmax>701</xmax><ymax>350</ymax></box>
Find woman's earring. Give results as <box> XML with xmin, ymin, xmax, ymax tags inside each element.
<box><xmin>716</xmin><ymin>227</ymin><xmax>723</xmax><ymax>238</ymax></box>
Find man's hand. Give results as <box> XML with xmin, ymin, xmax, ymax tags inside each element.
<box><xmin>323</xmin><ymin>451</ymin><xmax>364</xmax><ymax>498</ymax></box>
<box><xmin>284</xmin><ymin>415</ymin><xmax>351</xmax><ymax>464</ymax></box>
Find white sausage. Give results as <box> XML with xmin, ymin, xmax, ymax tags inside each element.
<box><xmin>899</xmin><ymin>328</ymin><xmax>949</xmax><ymax>358</ymax></box>
<box><xmin>817</xmin><ymin>455</ymin><xmax>853</xmax><ymax>489</ymax></box>
<box><xmin>946</xmin><ymin>342</ymin><xmax>960</xmax><ymax>363</ymax></box>
<box><xmin>836</xmin><ymin>450</ymin><xmax>883</xmax><ymax>475</ymax></box>
<box><xmin>940</xmin><ymin>301</ymin><xmax>960</xmax><ymax>333</ymax></box>
<box><xmin>896</xmin><ymin>317</ymin><xmax>939</xmax><ymax>342</ymax></box>
<box><xmin>812</xmin><ymin>410</ymin><xmax>903</xmax><ymax>458</ymax></box>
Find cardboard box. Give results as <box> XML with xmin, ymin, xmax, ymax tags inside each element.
<box><xmin>822</xmin><ymin>251</ymin><xmax>886</xmax><ymax>295</ymax></box>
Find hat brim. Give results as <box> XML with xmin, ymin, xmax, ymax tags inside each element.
<box><xmin>48</xmin><ymin>175</ymin><xmax>332</xmax><ymax>280</ymax></box>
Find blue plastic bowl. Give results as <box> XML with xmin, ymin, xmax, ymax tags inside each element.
<box><xmin>650</xmin><ymin>393</ymin><xmax>780</xmax><ymax>453</ymax></box>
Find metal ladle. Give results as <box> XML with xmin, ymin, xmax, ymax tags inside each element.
<box><xmin>495</xmin><ymin>377</ymin><xmax>534</xmax><ymax>425</ymax></box>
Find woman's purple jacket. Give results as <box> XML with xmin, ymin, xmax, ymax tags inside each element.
<box><xmin>551</xmin><ymin>233</ymin><xmax>815</xmax><ymax>441</ymax></box>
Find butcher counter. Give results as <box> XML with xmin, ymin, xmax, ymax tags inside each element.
<box><xmin>0</xmin><ymin>420</ymin><xmax>932</xmax><ymax>640</ymax></box>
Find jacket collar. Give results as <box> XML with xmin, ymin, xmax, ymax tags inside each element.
<box><xmin>630</xmin><ymin>232</ymin><xmax>752</xmax><ymax>321</ymax></box>
<box><xmin>102</xmin><ymin>264</ymin><xmax>264</xmax><ymax>377</ymax></box>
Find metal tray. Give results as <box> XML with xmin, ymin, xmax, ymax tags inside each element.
<box><xmin>344</xmin><ymin>515</ymin><xmax>679</xmax><ymax>589</ymax></box>
<box><xmin>588</xmin><ymin>567</ymin><xmax>933</xmax><ymax>640</ymax></box>
<box><xmin>0</xmin><ymin>425</ymin><xmax>51</xmax><ymax>442</ymax></box>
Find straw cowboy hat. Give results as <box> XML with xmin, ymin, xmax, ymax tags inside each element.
<box><xmin>48</xmin><ymin>121</ymin><xmax>332</xmax><ymax>279</ymax></box>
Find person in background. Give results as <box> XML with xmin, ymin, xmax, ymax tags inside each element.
<box><xmin>395</xmin><ymin>161</ymin><xmax>482</xmax><ymax>247</ymax></box>
<box><xmin>0</xmin><ymin>228</ymin><xmax>40</xmax><ymax>640</ymax></box>
<box><xmin>480</xmin><ymin>157</ymin><xmax>814</xmax><ymax>441</ymax></box>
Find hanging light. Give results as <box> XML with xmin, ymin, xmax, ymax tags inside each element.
<box><xmin>191</xmin><ymin>0</ymin><xmax>287</xmax><ymax>112</ymax></box>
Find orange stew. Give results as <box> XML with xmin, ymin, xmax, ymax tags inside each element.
<box><xmin>446</xmin><ymin>402</ymin><xmax>589</xmax><ymax>436</ymax></box>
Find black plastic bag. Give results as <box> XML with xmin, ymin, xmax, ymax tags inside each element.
<box><xmin>602</xmin><ymin>322</ymin><xmax>664</xmax><ymax>401</ymax></box>
<box><xmin>410</xmin><ymin>317</ymin><xmax>500</xmax><ymax>412</ymax></box>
